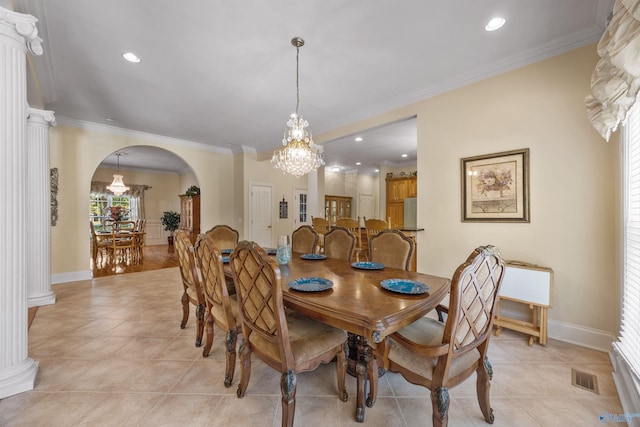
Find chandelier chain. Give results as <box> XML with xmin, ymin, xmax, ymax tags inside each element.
<box><xmin>295</xmin><ymin>45</ymin><xmax>300</xmax><ymax>116</ymax></box>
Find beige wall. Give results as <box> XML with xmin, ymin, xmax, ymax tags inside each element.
<box><xmin>50</xmin><ymin>125</ymin><xmax>233</xmax><ymax>276</ymax></box>
<box><xmin>313</xmin><ymin>44</ymin><xmax>620</xmax><ymax>347</ymax></box>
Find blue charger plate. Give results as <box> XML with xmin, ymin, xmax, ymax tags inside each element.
<box><xmin>352</xmin><ymin>261</ymin><xmax>384</xmax><ymax>270</ymax></box>
<box><xmin>289</xmin><ymin>277</ymin><xmax>333</xmax><ymax>292</ymax></box>
<box><xmin>222</xmin><ymin>256</ymin><xmax>230</xmax><ymax>264</ymax></box>
<box><xmin>380</xmin><ymin>279</ymin><xmax>429</xmax><ymax>295</ymax></box>
<box><xmin>300</xmin><ymin>253</ymin><xmax>327</xmax><ymax>260</ymax></box>
<box><xmin>220</xmin><ymin>248</ymin><xmax>233</xmax><ymax>254</ymax></box>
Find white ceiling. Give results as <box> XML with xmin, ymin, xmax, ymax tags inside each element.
<box><xmin>17</xmin><ymin>0</ymin><xmax>613</xmax><ymax>175</ymax></box>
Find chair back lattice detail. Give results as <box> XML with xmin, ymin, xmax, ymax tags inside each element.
<box><xmin>291</xmin><ymin>225</ymin><xmax>319</xmax><ymax>254</ymax></box>
<box><xmin>368</xmin><ymin>229</ymin><xmax>415</xmax><ymax>271</ymax></box>
<box><xmin>194</xmin><ymin>234</ymin><xmax>233</xmax><ymax>326</ymax></box>
<box><xmin>231</xmin><ymin>241</ymin><xmax>281</xmax><ymax>341</ymax></box>
<box><xmin>205</xmin><ymin>225</ymin><xmax>239</xmax><ymax>251</ymax></box>
<box><xmin>323</xmin><ymin>226</ymin><xmax>355</xmax><ymax>261</ymax></box>
<box><xmin>445</xmin><ymin>246</ymin><xmax>506</xmax><ymax>354</ymax></box>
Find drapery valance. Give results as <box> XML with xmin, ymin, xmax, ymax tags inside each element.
<box><xmin>586</xmin><ymin>0</ymin><xmax>640</xmax><ymax>141</ymax></box>
<box><xmin>91</xmin><ymin>181</ymin><xmax>151</xmax><ymax>198</ymax></box>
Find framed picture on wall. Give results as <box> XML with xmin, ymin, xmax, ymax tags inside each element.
<box><xmin>461</xmin><ymin>148</ymin><xmax>530</xmax><ymax>222</ymax></box>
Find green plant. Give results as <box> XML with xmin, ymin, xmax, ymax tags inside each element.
<box><xmin>185</xmin><ymin>185</ymin><xmax>200</xmax><ymax>196</ymax></box>
<box><xmin>161</xmin><ymin>211</ymin><xmax>181</xmax><ymax>234</ymax></box>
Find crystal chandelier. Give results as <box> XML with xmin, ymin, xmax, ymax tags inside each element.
<box><xmin>106</xmin><ymin>152</ymin><xmax>130</xmax><ymax>195</ymax></box>
<box><xmin>272</xmin><ymin>37</ymin><xmax>324</xmax><ymax>178</ymax></box>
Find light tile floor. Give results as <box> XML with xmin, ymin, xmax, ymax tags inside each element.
<box><xmin>0</xmin><ymin>268</ymin><xmax>625</xmax><ymax>426</ymax></box>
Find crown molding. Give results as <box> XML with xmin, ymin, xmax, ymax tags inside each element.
<box><xmin>56</xmin><ymin>116</ymin><xmax>233</xmax><ymax>156</ymax></box>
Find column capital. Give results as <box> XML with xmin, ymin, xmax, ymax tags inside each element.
<box><xmin>0</xmin><ymin>7</ymin><xmax>43</xmax><ymax>55</ymax></box>
<box><xmin>27</xmin><ymin>108</ymin><xmax>56</xmax><ymax>126</ymax></box>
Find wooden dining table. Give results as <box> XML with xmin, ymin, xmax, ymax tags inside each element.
<box><xmin>278</xmin><ymin>253</ymin><xmax>451</xmax><ymax>423</ymax></box>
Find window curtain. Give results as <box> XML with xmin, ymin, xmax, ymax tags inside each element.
<box><xmin>585</xmin><ymin>0</ymin><xmax>640</xmax><ymax>141</ymax></box>
<box><xmin>90</xmin><ymin>181</ymin><xmax>151</xmax><ymax>219</ymax></box>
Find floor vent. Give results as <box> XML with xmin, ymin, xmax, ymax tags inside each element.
<box><xmin>571</xmin><ymin>368</ymin><xmax>599</xmax><ymax>394</ymax></box>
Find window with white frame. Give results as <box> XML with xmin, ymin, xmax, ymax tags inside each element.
<box><xmin>89</xmin><ymin>193</ymin><xmax>137</xmax><ymax>230</ymax></box>
<box><xmin>618</xmin><ymin>102</ymin><xmax>640</xmax><ymax>379</ymax></box>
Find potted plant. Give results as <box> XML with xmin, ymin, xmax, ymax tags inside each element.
<box><xmin>185</xmin><ymin>185</ymin><xmax>200</xmax><ymax>197</ymax></box>
<box><xmin>161</xmin><ymin>210</ymin><xmax>181</xmax><ymax>245</ymax></box>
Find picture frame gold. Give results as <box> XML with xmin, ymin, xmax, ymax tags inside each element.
<box><xmin>461</xmin><ymin>148</ymin><xmax>530</xmax><ymax>222</ymax></box>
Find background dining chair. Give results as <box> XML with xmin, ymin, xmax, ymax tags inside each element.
<box><xmin>134</xmin><ymin>218</ymin><xmax>146</xmax><ymax>261</ymax></box>
<box><xmin>311</xmin><ymin>216</ymin><xmax>331</xmax><ymax>253</ymax></box>
<box><xmin>194</xmin><ymin>233</ymin><xmax>240</xmax><ymax>387</ymax></box>
<box><xmin>205</xmin><ymin>224</ymin><xmax>240</xmax><ymax>251</ymax></box>
<box><xmin>174</xmin><ymin>230</ymin><xmax>205</xmax><ymax>347</ymax></box>
<box><xmin>335</xmin><ymin>218</ymin><xmax>366</xmax><ymax>261</ymax></box>
<box><xmin>89</xmin><ymin>221</ymin><xmax>110</xmax><ymax>265</ymax></box>
<box><xmin>109</xmin><ymin>224</ymin><xmax>137</xmax><ymax>264</ymax></box>
<box><xmin>230</xmin><ymin>240</ymin><xmax>348</xmax><ymax>427</ymax></box>
<box><xmin>364</xmin><ymin>218</ymin><xmax>389</xmax><ymax>237</ymax></box>
<box><xmin>368</xmin><ymin>229</ymin><xmax>415</xmax><ymax>270</ymax></box>
<box><xmin>376</xmin><ymin>245</ymin><xmax>506</xmax><ymax>427</ymax></box>
<box><xmin>323</xmin><ymin>226</ymin><xmax>355</xmax><ymax>261</ymax></box>
<box><xmin>291</xmin><ymin>225</ymin><xmax>318</xmax><ymax>254</ymax></box>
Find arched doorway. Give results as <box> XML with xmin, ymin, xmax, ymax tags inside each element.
<box><xmin>90</xmin><ymin>146</ymin><xmax>199</xmax><ymax>277</ymax></box>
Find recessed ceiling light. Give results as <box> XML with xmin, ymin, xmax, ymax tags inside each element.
<box><xmin>105</xmin><ymin>118</ymin><xmax>115</xmax><ymax>122</ymax></box>
<box><xmin>122</xmin><ymin>52</ymin><xmax>141</xmax><ymax>63</ymax></box>
<box><xmin>356</xmin><ymin>162</ymin><xmax>361</xmax><ymax>166</ymax></box>
<box><xmin>355</xmin><ymin>137</ymin><xmax>363</xmax><ymax>142</ymax></box>
<box><xmin>485</xmin><ymin>17</ymin><xmax>505</xmax><ymax>32</ymax></box>
<box><xmin>374</xmin><ymin>169</ymin><xmax>379</xmax><ymax>173</ymax></box>
<box><xmin>331</xmin><ymin>167</ymin><xmax>340</xmax><ymax>172</ymax></box>
<box><xmin>401</xmin><ymin>154</ymin><xmax>408</xmax><ymax>158</ymax></box>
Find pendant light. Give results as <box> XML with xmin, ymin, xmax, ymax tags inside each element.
<box><xmin>271</xmin><ymin>37</ymin><xmax>324</xmax><ymax>178</ymax></box>
<box><xmin>107</xmin><ymin>152</ymin><xmax>130</xmax><ymax>195</ymax></box>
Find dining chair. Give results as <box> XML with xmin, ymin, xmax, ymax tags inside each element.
<box><xmin>109</xmin><ymin>226</ymin><xmax>137</xmax><ymax>264</ymax></box>
<box><xmin>194</xmin><ymin>233</ymin><xmax>240</xmax><ymax>387</ymax></box>
<box><xmin>174</xmin><ymin>230</ymin><xmax>206</xmax><ymax>347</ymax></box>
<box><xmin>368</xmin><ymin>229</ymin><xmax>415</xmax><ymax>270</ymax></box>
<box><xmin>103</xmin><ymin>219</ymin><xmax>114</xmax><ymax>232</ymax></box>
<box><xmin>311</xmin><ymin>216</ymin><xmax>330</xmax><ymax>253</ymax></box>
<box><xmin>89</xmin><ymin>221</ymin><xmax>110</xmax><ymax>265</ymax></box>
<box><xmin>364</xmin><ymin>218</ymin><xmax>389</xmax><ymax>239</ymax></box>
<box><xmin>291</xmin><ymin>225</ymin><xmax>319</xmax><ymax>254</ymax></box>
<box><xmin>376</xmin><ymin>245</ymin><xmax>506</xmax><ymax>427</ymax></box>
<box><xmin>335</xmin><ymin>217</ymin><xmax>366</xmax><ymax>261</ymax></box>
<box><xmin>205</xmin><ymin>224</ymin><xmax>240</xmax><ymax>251</ymax></box>
<box><xmin>323</xmin><ymin>226</ymin><xmax>355</xmax><ymax>261</ymax></box>
<box><xmin>230</xmin><ymin>240</ymin><xmax>348</xmax><ymax>427</ymax></box>
<box><xmin>134</xmin><ymin>219</ymin><xmax>146</xmax><ymax>260</ymax></box>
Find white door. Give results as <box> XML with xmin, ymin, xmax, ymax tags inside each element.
<box><xmin>293</xmin><ymin>188</ymin><xmax>309</xmax><ymax>227</ymax></box>
<box><xmin>359</xmin><ymin>193</ymin><xmax>375</xmax><ymax>223</ymax></box>
<box><xmin>250</xmin><ymin>183</ymin><xmax>273</xmax><ymax>247</ymax></box>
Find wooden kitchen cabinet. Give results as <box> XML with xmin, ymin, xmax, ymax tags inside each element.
<box><xmin>385</xmin><ymin>176</ymin><xmax>417</xmax><ymax>229</ymax></box>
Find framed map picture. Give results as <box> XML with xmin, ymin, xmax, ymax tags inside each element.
<box><xmin>461</xmin><ymin>148</ymin><xmax>529</xmax><ymax>222</ymax></box>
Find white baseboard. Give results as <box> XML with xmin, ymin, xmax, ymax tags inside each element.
<box><xmin>499</xmin><ymin>307</ymin><xmax>615</xmax><ymax>352</ymax></box>
<box><xmin>609</xmin><ymin>347</ymin><xmax>640</xmax><ymax>427</ymax></box>
<box><xmin>51</xmin><ymin>270</ymin><xmax>92</xmax><ymax>284</ymax></box>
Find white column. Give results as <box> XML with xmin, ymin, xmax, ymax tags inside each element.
<box><xmin>0</xmin><ymin>7</ymin><xmax>43</xmax><ymax>399</ymax></box>
<box><xmin>27</xmin><ymin>108</ymin><xmax>56</xmax><ymax>307</ymax></box>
